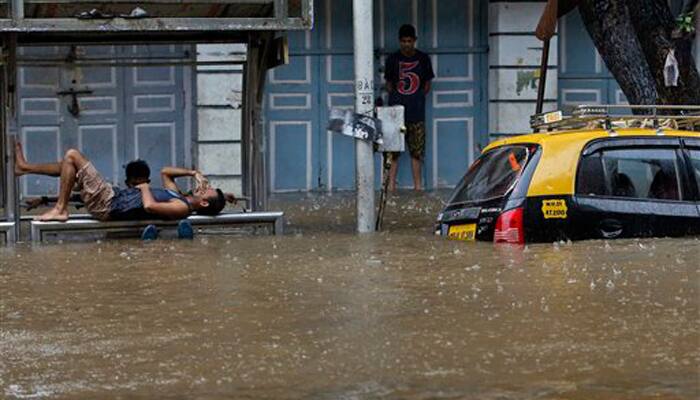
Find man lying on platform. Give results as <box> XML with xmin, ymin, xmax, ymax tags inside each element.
<box><xmin>15</xmin><ymin>142</ymin><xmax>227</xmax><ymax>222</ymax></box>
<box><xmin>23</xmin><ymin>158</ymin><xmax>153</xmax><ymax>211</ymax></box>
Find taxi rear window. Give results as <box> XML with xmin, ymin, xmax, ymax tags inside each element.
<box><xmin>449</xmin><ymin>145</ymin><xmax>531</xmax><ymax>205</ymax></box>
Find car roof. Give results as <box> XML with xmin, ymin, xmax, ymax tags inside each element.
<box><xmin>482</xmin><ymin>128</ymin><xmax>700</xmax><ymax>197</ymax></box>
<box><xmin>483</xmin><ymin>128</ymin><xmax>700</xmax><ymax>152</ymax></box>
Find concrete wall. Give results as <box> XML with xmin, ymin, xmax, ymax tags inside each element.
<box><xmin>195</xmin><ymin>44</ymin><xmax>246</xmax><ymax>196</ymax></box>
<box><xmin>488</xmin><ymin>1</ymin><xmax>557</xmax><ymax>138</ymax></box>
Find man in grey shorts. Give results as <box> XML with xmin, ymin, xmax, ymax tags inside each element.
<box><xmin>14</xmin><ymin>142</ymin><xmax>227</xmax><ymax>222</ymax></box>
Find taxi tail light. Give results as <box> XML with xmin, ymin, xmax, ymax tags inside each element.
<box><xmin>494</xmin><ymin>207</ymin><xmax>524</xmax><ymax>244</ymax></box>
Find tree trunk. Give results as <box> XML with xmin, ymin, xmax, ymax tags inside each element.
<box><xmin>578</xmin><ymin>0</ymin><xmax>700</xmax><ymax>107</ymax></box>
<box><xmin>578</xmin><ymin>0</ymin><xmax>660</xmax><ymax>106</ymax></box>
<box><xmin>626</xmin><ymin>0</ymin><xmax>700</xmax><ymax>105</ymax></box>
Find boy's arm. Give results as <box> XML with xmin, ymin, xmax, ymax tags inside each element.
<box><xmin>423</xmin><ymin>53</ymin><xmax>435</xmax><ymax>94</ymax></box>
<box><xmin>423</xmin><ymin>80</ymin><xmax>431</xmax><ymax>95</ymax></box>
<box><xmin>384</xmin><ymin>55</ymin><xmax>395</xmax><ymax>94</ymax></box>
<box><xmin>136</xmin><ymin>183</ymin><xmax>190</xmax><ymax>219</ymax></box>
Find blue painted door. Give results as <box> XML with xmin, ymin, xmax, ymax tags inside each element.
<box><xmin>266</xmin><ymin>0</ymin><xmax>488</xmax><ymax>192</ymax></box>
<box><xmin>266</xmin><ymin>29</ymin><xmax>320</xmax><ymax>192</ymax></box>
<box><xmin>17</xmin><ymin>45</ymin><xmax>190</xmax><ymax>197</ymax></box>
<box><xmin>558</xmin><ymin>10</ymin><xmax>625</xmax><ymax>112</ymax></box>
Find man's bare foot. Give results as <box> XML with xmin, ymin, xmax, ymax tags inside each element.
<box><xmin>14</xmin><ymin>141</ymin><xmax>28</xmax><ymax>176</ymax></box>
<box><xmin>35</xmin><ymin>207</ymin><xmax>69</xmax><ymax>222</ymax></box>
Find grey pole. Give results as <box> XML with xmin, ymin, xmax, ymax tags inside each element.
<box><xmin>11</xmin><ymin>0</ymin><xmax>24</xmax><ymax>19</ymax></box>
<box><xmin>6</xmin><ymin>135</ymin><xmax>17</xmax><ymax>243</ymax></box>
<box><xmin>3</xmin><ymin>35</ymin><xmax>19</xmax><ymax>243</ymax></box>
<box><xmin>352</xmin><ymin>0</ymin><xmax>375</xmax><ymax>233</ymax></box>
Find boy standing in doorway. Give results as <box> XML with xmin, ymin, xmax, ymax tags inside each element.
<box><xmin>384</xmin><ymin>24</ymin><xmax>435</xmax><ymax>191</ymax></box>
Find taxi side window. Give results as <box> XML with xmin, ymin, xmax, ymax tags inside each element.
<box><xmin>689</xmin><ymin>149</ymin><xmax>700</xmax><ymax>191</ymax></box>
<box><xmin>577</xmin><ymin>153</ymin><xmax>607</xmax><ymax>196</ymax></box>
<box><xmin>577</xmin><ymin>148</ymin><xmax>682</xmax><ymax>200</ymax></box>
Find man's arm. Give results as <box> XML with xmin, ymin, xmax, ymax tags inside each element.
<box><xmin>136</xmin><ymin>183</ymin><xmax>190</xmax><ymax>219</ymax></box>
<box><xmin>423</xmin><ymin>80</ymin><xmax>431</xmax><ymax>95</ymax></box>
<box><xmin>160</xmin><ymin>167</ymin><xmax>197</xmax><ymax>193</ymax></box>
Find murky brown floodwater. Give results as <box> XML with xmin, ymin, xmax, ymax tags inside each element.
<box><xmin>1</xmin><ymin>192</ymin><xmax>699</xmax><ymax>399</ymax></box>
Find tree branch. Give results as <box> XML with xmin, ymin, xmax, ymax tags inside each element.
<box><xmin>626</xmin><ymin>0</ymin><xmax>700</xmax><ymax>105</ymax></box>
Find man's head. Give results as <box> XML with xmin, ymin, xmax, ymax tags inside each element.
<box><xmin>190</xmin><ymin>187</ymin><xmax>226</xmax><ymax>216</ymax></box>
<box><xmin>125</xmin><ymin>159</ymin><xmax>150</xmax><ymax>188</ymax></box>
<box><xmin>398</xmin><ymin>24</ymin><xmax>417</xmax><ymax>56</ymax></box>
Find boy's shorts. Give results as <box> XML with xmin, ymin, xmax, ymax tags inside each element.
<box><xmin>75</xmin><ymin>162</ymin><xmax>114</xmax><ymax>221</ymax></box>
<box><xmin>388</xmin><ymin>121</ymin><xmax>425</xmax><ymax>161</ymax></box>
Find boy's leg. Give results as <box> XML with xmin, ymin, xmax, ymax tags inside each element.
<box><xmin>410</xmin><ymin>157</ymin><xmax>423</xmax><ymax>191</ymax></box>
<box><xmin>387</xmin><ymin>152</ymin><xmax>399</xmax><ymax>191</ymax></box>
<box><xmin>36</xmin><ymin>149</ymin><xmax>89</xmax><ymax>221</ymax></box>
<box><xmin>406</xmin><ymin>122</ymin><xmax>425</xmax><ymax>191</ymax></box>
<box><xmin>14</xmin><ymin>141</ymin><xmax>62</xmax><ymax>177</ymax></box>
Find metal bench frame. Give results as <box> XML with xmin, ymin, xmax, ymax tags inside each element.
<box><xmin>0</xmin><ymin>221</ymin><xmax>15</xmax><ymax>243</ymax></box>
<box><xmin>30</xmin><ymin>211</ymin><xmax>284</xmax><ymax>243</ymax></box>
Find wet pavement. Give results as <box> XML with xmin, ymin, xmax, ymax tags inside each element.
<box><xmin>1</xmin><ymin>192</ymin><xmax>699</xmax><ymax>399</ymax></box>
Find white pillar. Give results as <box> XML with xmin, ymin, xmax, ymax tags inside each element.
<box><xmin>353</xmin><ymin>0</ymin><xmax>375</xmax><ymax>233</ymax></box>
<box><xmin>489</xmin><ymin>2</ymin><xmax>558</xmax><ymax>138</ymax></box>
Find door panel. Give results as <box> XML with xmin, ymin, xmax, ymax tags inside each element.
<box><xmin>321</xmin><ymin>0</ymin><xmax>356</xmax><ymax>190</ymax></box>
<box><xmin>124</xmin><ymin>45</ymin><xmax>187</xmax><ymax>188</ymax></box>
<box><xmin>266</xmin><ymin>27</ymin><xmax>319</xmax><ymax>192</ymax></box>
<box><xmin>575</xmin><ymin>197</ymin><xmax>699</xmax><ymax>238</ymax></box>
<box><xmin>18</xmin><ymin>45</ymin><xmax>190</xmax><ymax>197</ymax></box>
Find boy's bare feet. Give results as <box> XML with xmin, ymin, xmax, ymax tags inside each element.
<box><xmin>35</xmin><ymin>207</ymin><xmax>69</xmax><ymax>222</ymax></box>
<box><xmin>14</xmin><ymin>141</ymin><xmax>28</xmax><ymax>176</ymax></box>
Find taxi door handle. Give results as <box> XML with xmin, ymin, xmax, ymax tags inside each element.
<box><xmin>598</xmin><ymin>218</ymin><xmax>623</xmax><ymax>239</ymax></box>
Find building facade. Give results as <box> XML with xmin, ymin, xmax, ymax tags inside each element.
<box><xmin>16</xmin><ymin>1</ymin><xmax>698</xmax><ymax>197</ymax></box>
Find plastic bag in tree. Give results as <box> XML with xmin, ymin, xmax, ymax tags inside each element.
<box><xmin>664</xmin><ymin>48</ymin><xmax>679</xmax><ymax>87</ymax></box>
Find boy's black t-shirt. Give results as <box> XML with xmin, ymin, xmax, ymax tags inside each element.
<box><xmin>384</xmin><ymin>50</ymin><xmax>435</xmax><ymax>123</ymax></box>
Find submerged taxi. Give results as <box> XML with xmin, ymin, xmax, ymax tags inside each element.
<box><xmin>436</xmin><ymin>105</ymin><xmax>700</xmax><ymax>244</ymax></box>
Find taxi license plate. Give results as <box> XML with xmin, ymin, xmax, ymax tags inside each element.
<box><xmin>448</xmin><ymin>224</ymin><xmax>476</xmax><ymax>241</ymax></box>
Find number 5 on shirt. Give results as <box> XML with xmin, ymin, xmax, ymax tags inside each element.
<box><xmin>398</xmin><ymin>61</ymin><xmax>420</xmax><ymax>95</ymax></box>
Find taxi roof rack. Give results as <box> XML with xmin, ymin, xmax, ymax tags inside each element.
<box><xmin>531</xmin><ymin>104</ymin><xmax>700</xmax><ymax>133</ymax></box>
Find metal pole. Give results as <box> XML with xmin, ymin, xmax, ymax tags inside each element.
<box><xmin>353</xmin><ymin>0</ymin><xmax>375</xmax><ymax>233</ymax></box>
<box><xmin>6</xmin><ymin>135</ymin><xmax>17</xmax><ymax>243</ymax></box>
<box><xmin>3</xmin><ymin>34</ymin><xmax>19</xmax><ymax>242</ymax></box>
<box><xmin>535</xmin><ymin>38</ymin><xmax>550</xmax><ymax>115</ymax></box>
<box><xmin>11</xmin><ymin>0</ymin><xmax>24</xmax><ymax>20</ymax></box>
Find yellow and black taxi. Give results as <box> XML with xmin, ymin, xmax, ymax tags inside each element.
<box><xmin>436</xmin><ymin>106</ymin><xmax>700</xmax><ymax>244</ymax></box>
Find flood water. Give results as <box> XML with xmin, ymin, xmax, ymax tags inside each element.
<box><xmin>1</xmin><ymin>192</ymin><xmax>699</xmax><ymax>399</ymax></box>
